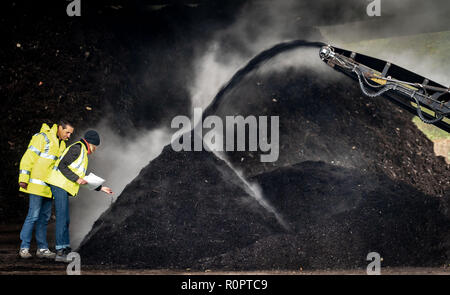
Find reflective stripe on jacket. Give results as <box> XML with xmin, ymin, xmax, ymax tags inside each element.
<box><xmin>18</xmin><ymin>123</ymin><xmax>66</xmax><ymax>198</ymax></box>
<box><xmin>46</xmin><ymin>140</ymin><xmax>89</xmax><ymax>197</ymax></box>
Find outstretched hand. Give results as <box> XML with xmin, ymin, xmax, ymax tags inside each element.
<box><xmin>101</xmin><ymin>186</ymin><xmax>113</xmax><ymax>195</ymax></box>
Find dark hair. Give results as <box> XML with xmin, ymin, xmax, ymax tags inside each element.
<box><xmin>58</xmin><ymin>119</ymin><xmax>74</xmax><ymax>129</ymax></box>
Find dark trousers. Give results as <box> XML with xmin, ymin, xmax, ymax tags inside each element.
<box><xmin>50</xmin><ymin>185</ymin><xmax>70</xmax><ymax>250</ymax></box>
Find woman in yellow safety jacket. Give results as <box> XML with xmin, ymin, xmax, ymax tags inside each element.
<box><xmin>46</xmin><ymin>130</ymin><xmax>113</xmax><ymax>262</ymax></box>
<box><xmin>18</xmin><ymin>121</ymin><xmax>74</xmax><ymax>259</ymax></box>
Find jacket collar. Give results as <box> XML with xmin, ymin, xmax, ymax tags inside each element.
<box><xmin>81</xmin><ymin>139</ymin><xmax>91</xmax><ymax>154</ymax></box>
<box><xmin>40</xmin><ymin>123</ymin><xmax>59</xmax><ymax>140</ymax></box>
<box><xmin>40</xmin><ymin>123</ymin><xmax>52</xmax><ymax>133</ymax></box>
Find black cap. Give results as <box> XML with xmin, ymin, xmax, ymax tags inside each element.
<box><xmin>84</xmin><ymin>130</ymin><xmax>100</xmax><ymax>146</ymax></box>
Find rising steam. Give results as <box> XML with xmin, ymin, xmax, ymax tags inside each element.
<box><xmin>70</xmin><ymin>123</ymin><xmax>170</xmax><ymax>249</ymax></box>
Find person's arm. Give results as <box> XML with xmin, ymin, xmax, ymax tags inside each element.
<box><xmin>19</xmin><ymin>133</ymin><xmax>46</xmax><ymax>188</ymax></box>
<box><xmin>58</xmin><ymin>144</ymin><xmax>83</xmax><ymax>182</ymax></box>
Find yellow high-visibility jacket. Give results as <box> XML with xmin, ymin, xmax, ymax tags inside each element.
<box><xmin>19</xmin><ymin>123</ymin><xmax>66</xmax><ymax>198</ymax></box>
<box><xmin>46</xmin><ymin>140</ymin><xmax>89</xmax><ymax>197</ymax></box>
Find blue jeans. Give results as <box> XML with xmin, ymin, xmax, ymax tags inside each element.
<box><xmin>50</xmin><ymin>185</ymin><xmax>71</xmax><ymax>250</ymax></box>
<box><xmin>20</xmin><ymin>194</ymin><xmax>53</xmax><ymax>249</ymax></box>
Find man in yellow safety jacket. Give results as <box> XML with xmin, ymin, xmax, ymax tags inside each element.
<box><xmin>18</xmin><ymin>120</ymin><xmax>74</xmax><ymax>259</ymax></box>
<box><xmin>46</xmin><ymin>130</ymin><xmax>113</xmax><ymax>262</ymax></box>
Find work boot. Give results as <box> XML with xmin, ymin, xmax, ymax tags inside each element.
<box><xmin>55</xmin><ymin>247</ymin><xmax>72</xmax><ymax>263</ymax></box>
<box><xmin>19</xmin><ymin>248</ymin><xmax>32</xmax><ymax>259</ymax></box>
<box><xmin>36</xmin><ymin>248</ymin><xmax>56</xmax><ymax>259</ymax></box>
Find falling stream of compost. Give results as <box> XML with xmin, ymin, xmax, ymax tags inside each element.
<box><xmin>193</xmin><ymin>40</ymin><xmax>327</xmax><ymax>231</ymax></box>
